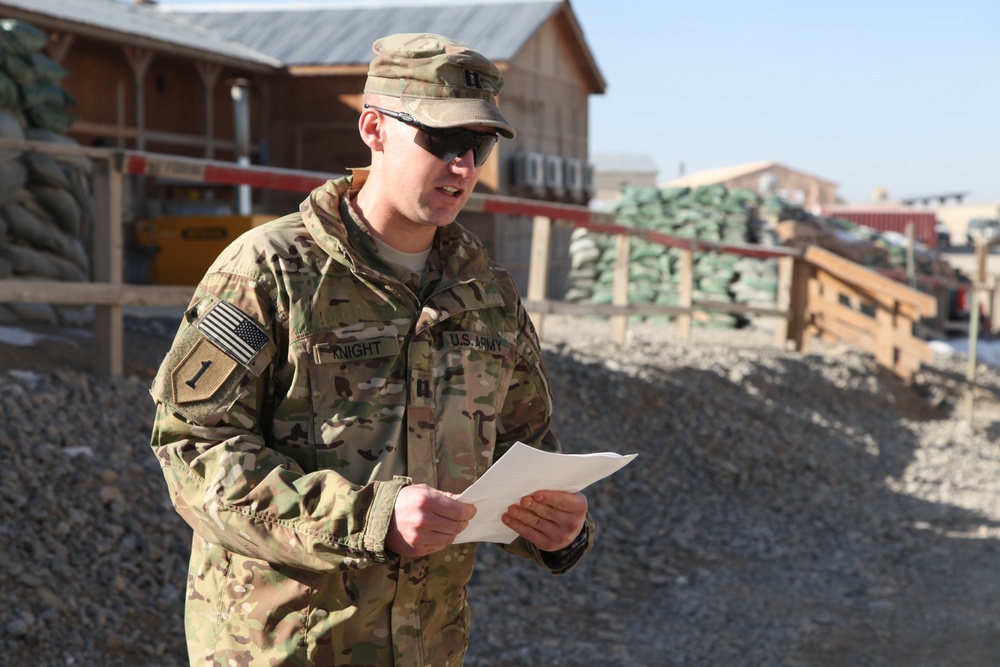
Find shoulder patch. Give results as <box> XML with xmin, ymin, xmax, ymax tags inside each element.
<box><xmin>197</xmin><ymin>300</ymin><xmax>270</xmax><ymax>367</ymax></box>
<box><xmin>172</xmin><ymin>338</ymin><xmax>239</xmax><ymax>404</ymax></box>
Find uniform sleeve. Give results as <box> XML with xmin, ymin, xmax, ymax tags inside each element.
<box><xmin>492</xmin><ymin>302</ymin><xmax>596</xmax><ymax>574</ymax></box>
<box><xmin>149</xmin><ymin>273</ymin><xmax>407</xmax><ymax>573</ymax></box>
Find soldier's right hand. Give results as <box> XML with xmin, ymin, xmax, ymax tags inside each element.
<box><xmin>385</xmin><ymin>484</ymin><xmax>477</xmax><ymax>557</ymax></box>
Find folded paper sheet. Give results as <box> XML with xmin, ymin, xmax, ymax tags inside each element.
<box><xmin>454</xmin><ymin>442</ymin><xmax>637</xmax><ymax>544</ymax></box>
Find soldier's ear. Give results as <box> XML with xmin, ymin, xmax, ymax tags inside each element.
<box><xmin>359</xmin><ymin>107</ymin><xmax>386</xmax><ymax>153</ymax></box>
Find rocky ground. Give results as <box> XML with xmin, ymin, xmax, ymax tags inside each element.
<box><xmin>1</xmin><ymin>313</ymin><xmax>1000</xmax><ymax>666</ymax></box>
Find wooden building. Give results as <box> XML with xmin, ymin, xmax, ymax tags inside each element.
<box><xmin>662</xmin><ymin>160</ymin><xmax>839</xmax><ymax>209</ymax></box>
<box><xmin>0</xmin><ymin>0</ymin><xmax>605</xmax><ymax>292</ymax></box>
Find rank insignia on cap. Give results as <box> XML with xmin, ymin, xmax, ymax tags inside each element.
<box><xmin>196</xmin><ymin>300</ymin><xmax>270</xmax><ymax>366</ymax></box>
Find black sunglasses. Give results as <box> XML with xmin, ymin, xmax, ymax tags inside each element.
<box><xmin>364</xmin><ymin>104</ymin><xmax>499</xmax><ymax>167</ymax></box>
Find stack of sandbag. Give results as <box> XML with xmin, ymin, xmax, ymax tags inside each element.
<box><xmin>767</xmin><ymin>197</ymin><xmax>947</xmax><ymax>279</ymax></box>
<box><xmin>566</xmin><ymin>185</ymin><xmax>768</xmax><ymax>329</ymax></box>
<box><xmin>0</xmin><ymin>19</ymin><xmax>90</xmax><ymax>325</ymax></box>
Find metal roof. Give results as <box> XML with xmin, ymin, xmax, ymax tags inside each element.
<box><xmin>162</xmin><ymin>1</ymin><xmax>563</xmax><ymax>66</ymax></box>
<box><xmin>0</xmin><ymin>0</ymin><xmax>281</xmax><ymax>67</ymax></box>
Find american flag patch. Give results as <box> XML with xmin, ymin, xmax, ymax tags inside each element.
<box><xmin>197</xmin><ymin>301</ymin><xmax>269</xmax><ymax>366</ymax></box>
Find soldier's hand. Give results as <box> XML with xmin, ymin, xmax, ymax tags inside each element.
<box><xmin>502</xmin><ymin>490</ymin><xmax>588</xmax><ymax>552</ymax></box>
<box><xmin>386</xmin><ymin>484</ymin><xmax>477</xmax><ymax>557</ymax></box>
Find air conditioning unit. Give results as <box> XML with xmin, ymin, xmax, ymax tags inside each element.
<box><xmin>583</xmin><ymin>162</ymin><xmax>595</xmax><ymax>196</ymax></box>
<box><xmin>512</xmin><ymin>152</ymin><xmax>545</xmax><ymax>189</ymax></box>
<box><xmin>564</xmin><ymin>158</ymin><xmax>584</xmax><ymax>193</ymax></box>
<box><xmin>544</xmin><ymin>155</ymin><xmax>564</xmax><ymax>191</ymax></box>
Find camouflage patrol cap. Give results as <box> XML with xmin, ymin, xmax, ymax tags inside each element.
<box><xmin>364</xmin><ymin>33</ymin><xmax>516</xmax><ymax>139</ymax></box>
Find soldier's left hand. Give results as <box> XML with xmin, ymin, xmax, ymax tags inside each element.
<box><xmin>502</xmin><ymin>490</ymin><xmax>587</xmax><ymax>552</ymax></box>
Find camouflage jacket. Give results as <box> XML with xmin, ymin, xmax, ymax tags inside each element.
<box><xmin>149</xmin><ymin>171</ymin><xmax>595</xmax><ymax>667</ymax></box>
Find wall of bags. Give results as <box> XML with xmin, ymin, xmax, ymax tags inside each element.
<box><xmin>566</xmin><ymin>185</ymin><xmax>956</xmax><ymax>330</ymax></box>
<box><xmin>566</xmin><ymin>185</ymin><xmax>780</xmax><ymax>330</ymax></box>
<box><xmin>0</xmin><ymin>19</ymin><xmax>91</xmax><ymax>325</ymax></box>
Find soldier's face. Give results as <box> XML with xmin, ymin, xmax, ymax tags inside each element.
<box><xmin>381</xmin><ymin>119</ymin><xmax>485</xmax><ymax>230</ymax></box>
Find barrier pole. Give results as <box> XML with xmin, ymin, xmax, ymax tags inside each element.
<box><xmin>91</xmin><ymin>154</ymin><xmax>125</xmax><ymax>376</ymax></box>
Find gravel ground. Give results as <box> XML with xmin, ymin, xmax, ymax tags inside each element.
<box><xmin>1</xmin><ymin>314</ymin><xmax>1000</xmax><ymax>666</ymax></box>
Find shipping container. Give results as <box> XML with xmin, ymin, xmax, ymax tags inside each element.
<box><xmin>818</xmin><ymin>206</ymin><xmax>939</xmax><ymax>250</ymax></box>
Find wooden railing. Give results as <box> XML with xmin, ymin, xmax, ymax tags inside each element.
<box><xmin>0</xmin><ymin>141</ymin><xmax>948</xmax><ymax>381</ymax></box>
<box><xmin>786</xmin><ymin>246</ymin><xmax>938</xmax><ymax>381</ymax></box>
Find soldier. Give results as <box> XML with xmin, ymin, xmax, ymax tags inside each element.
<box><xmin>149</xmin><ymin>33</ymin><xmax>594</xmax><ymax>667</ymax></box>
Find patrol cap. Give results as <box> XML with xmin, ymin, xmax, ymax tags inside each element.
<box><xmin>364</xmin><ymin>33</ymin><xmax>516</xmax><ymax>139</ymax></box>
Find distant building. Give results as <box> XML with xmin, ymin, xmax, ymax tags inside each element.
<box><xmin>661</xmin><ymin>160</ymin><xmax>839</xmax><ymax>209</ymax></box>
<box><xmin>590</xmin><ymin>153</ymin><xmax>658</xmax><ymax>208</ymax></box>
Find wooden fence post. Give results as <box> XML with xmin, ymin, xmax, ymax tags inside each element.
<box><xmin>611</xmin><ymin>233</ymin><xmax>630</xmax><ymax>345</ymax></box>
<box><xmin>677</xmin><ymin>248</ymin><xmax>693</xmax><ymax>340</ymax></box>
<box><xmin>526</xmin><ymin>215</ymin><xmax>552</xmax><ymax>337</ymax></box>
<box><xmin>773</xmin><ymin>255</ymin><xmax>794</xmax><ymax>348</ymax></box>
<box><xmin>91</xmin><ymin>154</ymin><xmax>125</xmax><ymax>376</ymax></box>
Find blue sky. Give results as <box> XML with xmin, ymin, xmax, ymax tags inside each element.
<box><xmin>156</xmin><ymin>0</ymin><xmax>999</xmax><ymax>205</ymax></box>
<box><xmin>569</xmin><ymin>0</ymin><xmax>1000</xmax><ymax>205</ymax></box>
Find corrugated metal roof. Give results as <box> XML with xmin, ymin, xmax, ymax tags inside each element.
<box><xmin>162</xmin><ymin>1</ymin><xmax>563</xmax><ymax>66</ymax></box>
<box><xmin>0</xmin><ymin>0</ymin><xmax>281</xmax><ymax>66</ymax></box>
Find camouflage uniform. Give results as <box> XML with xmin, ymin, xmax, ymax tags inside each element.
<box><xmin>150</xmin><ymin>170</ymin><xmax>595</xmax><ymax>667</ymax></box>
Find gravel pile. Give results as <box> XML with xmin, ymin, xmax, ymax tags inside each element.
<box><xmin>2</xmin><ymin>315</ymin><xmax>1000</xmax><ymax>666</ymax></box>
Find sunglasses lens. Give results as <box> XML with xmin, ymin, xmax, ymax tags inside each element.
<box><xmin>417</xmin><ymin>129</ymin><xmax>498</xmax><ymax>167</ymax></box>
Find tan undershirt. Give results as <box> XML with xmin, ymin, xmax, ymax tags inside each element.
<box><xmin>373</xmin><ymin>237</ymin><xmax>431</xmax><ymax>280</ymax></box>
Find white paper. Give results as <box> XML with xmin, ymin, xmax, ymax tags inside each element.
<box><xmin>454</xmin><ymin>442</ymin><xmax>637</xmax><ymax>544</ymax></box>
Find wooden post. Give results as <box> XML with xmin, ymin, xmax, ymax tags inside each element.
<box><xmin>46</xmin><ymin>32</ymin><xmax>75</xmax><ymax>64</ymax></box>
<box><xmin>991</xmin><ymin>275</ymin><xmax>1000</xmax><ymax>335</ymax></box>
<box><xmin>966</xmin><ymin>242</ymin><xmax>989</xmax><ymax>426</ymax></box>
<box><xmin>196</xmin><ymin>61</ymin><xmax>222</xmax><ymax>160</ymax></box>
<box><xmin>91</xmin><ymin>155</ymin><xmax>125</xmax><ymax>376</ymax></box>
<box><xmin>123</xmin><ymin>47</ymin><xmax>154</xmax><ymax>151</ymax></box>
<box><xmin>677</xmin><ymin>247</ymin><xmax>694</xmax><ymax>340</ymax></box>
<box><xmin>787</xmin><ymin>256</ymin><xmax>813</xmax><ymax>353</ymax></box>
<box><xmin>611</xmin><ymin>233</ymin><xmax>630</xmax><ymax>345</ymax></box>
<box><xmin>526</xmin><ymin>215</ymin><xmax>551</xmax><ymax>338</ymax></box>
<box><xmin>905</xmin><ymin>221</ymin><xmax>916</xmax><ymax>289</ymax></box>
<box><xmin>773</xmin><ymin>255</ymin><xmax>794</xmax><ymax>348</ymax></box>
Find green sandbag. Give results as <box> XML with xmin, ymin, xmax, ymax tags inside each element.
<box><xmin>25</xmin><ymin>129</ymin><xmax>93</xmax><ymax>174</ymax></box>
<box><xmin>658</xmin><ymin>187</ymin><xmax>690</xmax><ymax>201</ymax></box>
<box><xmin>32</xmin><ymin>185</ymin><xmax>81</xmax><ymax>236</ymax></box>
<box><xmin>570</xmin><ymin>244</ymin><xmax>602</xmax><ymax>268</ymax></box>
<box><xmin>22</xmin><ymin>152</ymin><xmax>70</xmax><ymax>189</ymax></box>
<box><xmin>26</xmin><ymin>107</ymin><xmax>75</xmax><ymax>134</ymax></box>
<box><xmin>0</xmin><ymin>243</ymin><xmax>87</xmax><ymax>281</ymax></box>
<box><xmin>2</xmin><ymin>202</ymin><xmax>88</xmax><ymax>270</ymax></box>
<box><xmin>0</xmin><ymin>71</ymin><xmax>17</xmax><ymax>110</ymax></box>
<box><xmin>1</xmin><ymin>20</ymin><xmax>49</xmax><ymax>52</ymax></box>
<box><xmin>6</xmin><ymin>301</ymin><xmax>59</xmax><ymax>325</ymax></box>
<box><xmin>0</xmin><ymin>109</ymin><xmax>25</xmax><ymax>139</ymax></box>
<box><xmin>0</xmin><ymin>52</ymin><xmax>36</xmax><ymax>86</ymax></box>
<box><xmin>21</xmin><ymin>82</ymin><xmax>74</xmax><ymax>110</ymax></box>
<box><xmin>0</xmin><ymin>159</ymin><xmax>26</xmax><ymax>204</ymax></box>
<box><xmin>563</xmin><ymin>286</ymin><xmax>592</xmax><ymax>303</ymax></box>
<box><xmin>30</xmin><ymin>53</ymin><xmax>67</xmax><ymax>83</ymax></box>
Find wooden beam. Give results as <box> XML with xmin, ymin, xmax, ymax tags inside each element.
<box><xmin>677</xmin><ymin>248</ymin><xmax>693</xmax><ymax>340</ymax></box>
<box><xmin>0</xmin><ymin>281</ymin><xmax>193</xmax><ymax>307</ymax></box>
<box><xmin>526</xmin><ymin>215</ymin><xmax>552</xmax><ymax>338</ymax></box>
<box><xmin>46</xmin><ymin>32</ymin><xmax>75</xmax><ymax>64</ymax></box>
<box><xmin>774</xmin><ymin>255</ymin><xmax>794</xmax><ymax>347</ymax></box>
<box><xmin>805</xmin><ymin>246</ymin><xmax>937</xmax><ymax>315</ymax></box>
<box><xmin>123</xmin><ymin>46</ymin><xmax>154</xmax><ymax>152</ymax></box>
<box><xmin>611</xmin><ymin>234</ymin><xmax>630</xmax><ymax>345</ymax></box>
<box><xmin>196</xmin><ymin>62</ymin><xmax>223</xmax><ymax>160</ymax></box>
